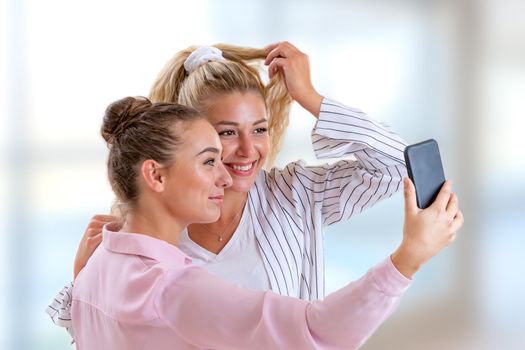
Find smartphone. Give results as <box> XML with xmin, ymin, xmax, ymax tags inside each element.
<box><xmin>404</xmin><ymin>139</ymin><xmax>446</xmax><ymax>209</ymax></box>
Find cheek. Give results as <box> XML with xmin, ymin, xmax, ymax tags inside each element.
<box><xmin>218</xmin><ymin>139</ymin><xmax>236</xmax><ymax>159</ymax></box>
<box><xmin>219</xmin><ymin>136</ymin><xmax>270</xmax><ymax>161</ymax></box>
<box><xmin>192</xmin><ymin>171</ymin><xmax>217</xmax><ymax>192</ymax></box>
<box><xmin>255</xmin><ymin>137</ymin><xmax>270</xmax><ymax>158</ymax></box>
<box><xmin>172</xmin><ymin>167</ymin><xmax>209</xmax><ymax>195</ymax></box>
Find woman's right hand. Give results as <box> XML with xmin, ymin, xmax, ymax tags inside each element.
<box><xmin>73</xmin><ymin>215</ymin><xmax>116</xmax><ymax>279</ymax></box>
<box><xmin>391</xmin><ymin>178</ymin><xmax>464</xmax><ymax>279</ymax></box>
<box><xmin>264</xmin><ymin>41</ymin><xmax>324</xmax><ymax>117</ymax></box>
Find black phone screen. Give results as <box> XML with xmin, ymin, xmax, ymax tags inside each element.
<box><xmin>404</xmin><ymin>139</ymin><xmax>446</xmax><ymax>209</ymax></box>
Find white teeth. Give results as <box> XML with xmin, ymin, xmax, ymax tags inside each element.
<box><xmin>232</xmin><ymin>163</ymin><xmax>253</xmax><ymax>171</ymax></box>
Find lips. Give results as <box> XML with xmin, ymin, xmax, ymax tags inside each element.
<box><xmin>224</xmin><ymin>160</ymin><xmax>258</xmax><ymax>176</ymax></box>
<box><xmin>208</xmin><ymin>195</ymin><xmax>224</xmax><ymax>205</ymax></box>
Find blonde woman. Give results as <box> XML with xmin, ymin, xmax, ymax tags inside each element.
<box><xmin>69</xmin><ymin>96</ymin><xmax>462</xmax><ymax>349</ymax></box>
<box><xmin>51</xmin><ymin>42</ymin><xmax>417</xmax><ymax>337</ymax></box>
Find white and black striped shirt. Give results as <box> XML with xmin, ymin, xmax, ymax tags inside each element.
<box><xmin>248</xmin><ymin>98</ymin><xmax>407</xmax><ymax>300</ymax></box>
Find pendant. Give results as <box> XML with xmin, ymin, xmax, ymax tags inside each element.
<box><xmin>218</xmin><ymin>236</ymin><xmax>223</xmax><ymax>242</ymax></box>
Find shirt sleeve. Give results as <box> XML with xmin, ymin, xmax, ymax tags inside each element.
<box><xmin>45</xmin><ymin>282</ymin><xmax>76</xmax><ymax>342</ymax></box>
<box><xmin>272</xmin><ymin>98</ymin><xmax>407</xmax><ymax>227</ymax></box>
<box><xmin>155</xmin><ymin>257</ymin><xmax>411</xmax><ymax>350</ymax></box>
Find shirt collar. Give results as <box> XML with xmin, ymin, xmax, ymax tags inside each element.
<box><xmin>102</xmin><ymin>222</ymin><xmax>192</xmax><ymax>266</ymax></box>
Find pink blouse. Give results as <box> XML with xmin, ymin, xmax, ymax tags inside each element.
<box><xmin>72</xmin><ymin>226</ymin><xmax>411</xmax><ymax>349</ymax></box>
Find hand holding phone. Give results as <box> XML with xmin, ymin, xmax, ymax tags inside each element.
<box><xmin>403</xmin><ymin>139</ymin><xmax>446</xmax><ymax>209</ymax></box>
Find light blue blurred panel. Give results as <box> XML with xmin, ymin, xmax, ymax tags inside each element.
<box><xmin>0</xmin><ymin>170</ymin><xmax>9</xmax><ymax>348</ymax></box>
<box><xmin>30</xmin><ymin>213</ymin><xmax>91</xmax><ymax>350</ymax></box>
<box><xmin>324</xmin><ymin>193</ymin><xmax>404</xmax><ymax>293</ymax></box>
<box><xmin>478</xmin><ymin>200</ymin><xmax>525</xmax><ymax>340</ymax></box>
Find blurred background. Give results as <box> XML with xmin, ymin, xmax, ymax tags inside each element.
<box><xmin>1</xmin><ymin>0</ymin><xmax>524</xmax><ymax>349</ymax></box>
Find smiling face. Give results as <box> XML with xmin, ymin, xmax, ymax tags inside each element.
<box><xmin>161</xmin><ymin>119</ymin><xmax>233</xmax><ymax>224</ymax></box>
<box><xmin>203</xmin><ymin>91</ymin><xmax>269</xmax><ymax>193</ymax></box>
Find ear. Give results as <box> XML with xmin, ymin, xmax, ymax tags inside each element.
<box><xmin>141</xmin><ymin>160</ymin><xmax>166</xmax><ymax>193</ymax></box>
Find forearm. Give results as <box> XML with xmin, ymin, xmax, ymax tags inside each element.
<box><xmin>298</xmin><ymin>90</ymin><xmax>324</xmax><ymax>118</ymax></box>
<box><xmin>313</xmin><ymin>98</ymin><xmax>407</xmax><ymax>166</ymax></box>
<box><xmin>390</xmin><ymin>245</ymin><xmax>422</xmax><ymax>279</ymax></box>
<box><xmin>161</xmin><ymin>260</ymin><xmax>409</xmax><ymax>349</ymax></box>
<box><xmin>306</xmin><ymin>258</ymin><xmax>410</xmax><ymax>348</ymax></box>
<box><xmin>73</xmin><ymin>259</ymin><xmax>83</xmax><ymax>280</ymax></box>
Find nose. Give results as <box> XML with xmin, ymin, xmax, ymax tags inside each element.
<box><xmin>217</xmin><ymin>160</ymin><xmax>233</xmax><ymax>188</ymax></box>
<box><xmin>236</xmin><ymin>134</ymin><xmax>256</xmax><ymax>158</ymax></box>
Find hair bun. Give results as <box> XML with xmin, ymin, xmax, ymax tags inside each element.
<box><xmin>101</xmin><ymin>97</ymin><xmax>152</xmax><ymax>144</ymax></box>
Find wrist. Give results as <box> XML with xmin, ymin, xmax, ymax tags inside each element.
<box><xmin>297</xmin><ymin>90</ymin><xmax>323</xmax><ymax>118</ymax></box>
<box><xmin>391</xmin><ymin>245</ymin><xmax>421</xmax><ymax>279</ymax></box>
<box><xmin>73</xmin><ymin>258</ymin><xmax>83</xmax><ymax>280</ymax></box>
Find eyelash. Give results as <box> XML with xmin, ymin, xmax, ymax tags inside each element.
<box><xmin>218</xmin><ymin>130</ymin><xmax>235</xmax><ymax>137</ymax></box>
<box><xmin>204</xmin><ymin>158</ymin><xmax>216</xmax><ymax>166</ymax></box>
<box><xmin>218</xmin><ymin>128</ymin><xmax>268</xmax><ymax>137</ymax></box>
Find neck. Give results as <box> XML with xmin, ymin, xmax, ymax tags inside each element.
<box><xmin>215</xmin><ymin>188</ymin><xmax>248</xmax><ymax>225</ymax></box>
<box><xmin>120</xmin><ymin>201</ymin><xmax>186</xmax><ymax>246</ymax></box>
<box><xmin>186</xmin><ymin>188</ymin><xmax>248</xmax><ymax>252</ymax></box>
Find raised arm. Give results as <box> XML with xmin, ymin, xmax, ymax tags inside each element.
<box><xmin>269</xmin><ymin>113</ymin><xmax>407</xmax><ymax>228</ymax></box>
<box><xmin>158</xmin><ymin>179</ymin><xmax>463</xmax><ymax>349</ymax></box>
<box><xmin>158</xmin><ymin>257</ymin><xmax>409</xmax><ymax>349</ymax></box>
<box><xmin>311</xmin><ymin>98</ymin><xmax>407</xmax><ymax>226</ymax></box>
<box><xmin>263</xmin><ymin>42</ymin><xmax>407</xmax><ymax>227</ymax></box>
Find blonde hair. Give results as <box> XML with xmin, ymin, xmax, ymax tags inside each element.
<box><xmin>149</xmin><ymin>44</ymin><xmax>292</xmax><ymax>167</ymax></box>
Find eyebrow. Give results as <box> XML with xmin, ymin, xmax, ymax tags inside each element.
<box><xmin>196</xmin><ymin>147</ymin><xmax>221</xmax><ymax>156</ymax></box>
<box><xmin>214</xmin><ymin>118</ymin><xmax>268</xmax><ymax>126</ymax></box>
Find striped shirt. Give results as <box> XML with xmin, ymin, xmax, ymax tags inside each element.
<box><xmin>249</xmin><ymin>98</ymin><xmax>407</xmax><ymax>300</ymax></box>
<box><xmin>47</xmin><ymin>97</ymin><xmax>407</xmax><ymax>337</ymax></box>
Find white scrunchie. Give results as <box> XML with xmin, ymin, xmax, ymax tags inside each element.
<box><xmin>183</xmin><ymin>46</ymin><xmax>225</xmax><ymax>73</ymax></box>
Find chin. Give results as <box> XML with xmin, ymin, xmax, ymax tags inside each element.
<box><xmin>209</xmin><ymin>210</ymin><xmax>221</xmax><ymax>223</ymax></box>
<box><xmin>194</xmin><ymin>208</ymin><xmax>220</xmax><ymax>224</ymax></box>
<box><xmin>229</xmin><ymin>181</ymin><xmax>255</xmax><ymax>193</ymax></box>
<box><xmin>208</xmin><ymin>212</ymin><xmax>220</xmax><ymax>223</ymax></box>
<box><xmin>197</xmin><ymin>216</ymin><xmax>219</xmax><ymax>224</ymax></box>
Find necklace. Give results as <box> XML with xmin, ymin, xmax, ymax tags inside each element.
<box><xmin>201</xmin><ymin>204</ymin><xmax>244</xmax><ymax>242</ymax></box>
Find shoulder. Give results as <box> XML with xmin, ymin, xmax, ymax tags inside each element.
<box><xmin>249</xmin><ymin>161</ymin><xmax>318</xmax><ymax>218</ymax></box>
<box><xmin>255</xmin><ymin>160</ymin><xmax>310</xmax><ymax>187</ymax></box>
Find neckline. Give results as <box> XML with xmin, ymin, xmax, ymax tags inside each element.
<box><xmin>181</xmin><ymin>200</ymin><xmax>250</xmax><ymax>261</ymax></box>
